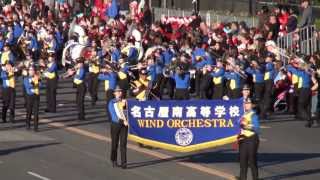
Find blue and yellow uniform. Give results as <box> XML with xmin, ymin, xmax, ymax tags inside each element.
<box><xmin>73</xmin><ymin>67</ymin><xmax>86</xmax><ymax>85</ymax></box>
<box><xmin>111</xmin><ymin>48</ymin><xmax>121</xmax><ymax>63</ymax></box>
<box><xmin>239</xmin><ymin>110</ymin><xmax>260</xmax><ymax>138</ymax></box>
<box><xmin>73</xmin><ymin>66</ymin><xmax>86</xmax><ymax>120</ymax></box>
<box><xmin>23</xmin><ymin>75</ymin><xmax>40</xmax><ymax>131</ymax></box>
<box><xmin>191</xmin><ymin>47</ymin><xmax>214</xmax><ymax>69</ymax></box>
<box><xmin>1</xmin><ymin>69</ymin><xmax>16</xmax><ymax>123</ymax></box>
<box><xmin>162</xmin><ymin>49</ymin><xmax>174</xmax><ymax>66</ymax></box>
<box><xmin>297</xmin><ymin>70</ymin><xmax>311</xmax><ymax>89</ymax></box>
<box><xmin>1</xmin><ymin>70</ymin><xmax>15</xmax><ymax>89</ymax></box>
<box><xmin>147</xmin><ymin>64</ymin><xmax>157</xmax><ymax>83</ymax></box>
<box><xmin>211</xmin><ymin>67</ymin><xmax>225</xmax><ymax>99</ymax></box>
<box><xmin>118</xmin><ymin>63</ymin><xmax>130</xmax><ymax>94</ymax></box>
<box><xmin>287</xmin><ymin>65</ymin><xmax>300</xmax><ymax>88</ymax></box>
<box><xmin>1</xmin><ymin>50</ymin><xmax>15</xmax><ymax>65</ymax></box>
<box><xmin>172</xmin><ymin>73</ymin><xmax>190</xmax><ymax>100</ymax></box>
<box><xmin>108</xmin><ymin>98</ymin><xmax>127</xmax><ymax>123</ymax></box>
<box><xmin>133</xmin><ymin>78</ymin><xmax>150</xmax><ymax>101</ymax></box>
<box><xmin>127</xmin><ymin>46</ymin><xmax>138</xmax><ymax>63</ymax></box>
<box><xmin>262</xmin><ymin>62</ymin><xmax>276</xmax><ymax>119</ymax></box>
<box><xmin>245</xmin><ymin>67</ymin><xmax>264</xmax><ymax>84</ymax></box>
<box><xmin>98</xmin><ymin>72</ymin><xmax>117</xmax><ymax>92</ymax></box>
<box><xmin>44</xmin><ymin>61</ymin><xmax>58</xmax><ymax>112</ymax></box>
<box><xmin>238</xmin><ymin>108</ymin><xmax>260</xmax><ymax>180</ymax></box>
<box><xmin>264</xmin><ymin>62</ymin><xmax>275</xmax><ymax>81</ymax></box>
<box><xmin>24</xmin><ymin>76</ymin><xmax>40</xmax><ymax>96</ymax></box>
<box><xmin>297</xmin><ymin>69</ymin><xmax>312</xmax><ymax>125</ymax></box>
<box><xmin>98</xmin><ymin>71</ymin><xmax>118</xmax><ymax>119</ymax></box>
<box><xmin>108</xmin><ymin>97</ymin><xmax>128</xmax><ymax>168</ymax></box>
<box><xmin>224</xmin><ymin>71</ymin><xmax>241</xmax><ymax>99</ymax></box>
<box><xmin>44</xmin><ymin>62</ymin><xmax>58</xmax><ymax>80</ymax></box>
<box><xmin>245</xmin><ymin>67</ymin><xmax>265</xmax><ymax>107</ymax></box>
<box><xmin>13</xmin><ymin>22</ymin><xmax>23</xmax><ymax>40</ymax></box>
<box><xmin>28</xmin><ymin>35</ymin><xmax>39</xmax><ymax>52</ymax></box>
<box><xmin>88</xmin><ymin>59</ymin><xmax>100</xmax><ymax>105</ymax></box>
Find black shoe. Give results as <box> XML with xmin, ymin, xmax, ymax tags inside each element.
<box><xmin>2</xmin><ymin>120</ymin><xmax>7</xmax><ymax>123</ymax></box>
<box><xmin>121</xmin><ymin>164</ymin><xmax>127</xmax><ymax>169</ymax></box>
<box><xmin>44</xmin><ymin>109</ymin><xmax>50</xmax><ymax>113</ymax></box>
<box><xmin>305</xmin><ymin>123</ymin><xmax>312</xmax><ymax>128</ymax></box>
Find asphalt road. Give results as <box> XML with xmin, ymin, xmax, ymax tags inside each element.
<box><xmin>0</xmin><ymin>76</ymin><xmax>320</xmax><ymax>180</ymax></box>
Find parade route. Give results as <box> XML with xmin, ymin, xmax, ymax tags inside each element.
<box><xmin>1</xmin><ymin>77</ymin><xmax>320</xmax><ymax>180</ymax></box>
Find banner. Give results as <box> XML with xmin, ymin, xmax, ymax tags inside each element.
<box><xmin>127</xmin><ymin>99</ymin><xmax>244</xmax><ymax>152</ymax></box>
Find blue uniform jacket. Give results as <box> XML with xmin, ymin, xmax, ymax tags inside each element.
<box><xmin>98</xmin><ymin>72</ymin><xmax>117</xmax><ymax>90</ymax></box>
<box><xmin>245</xmin><ymin>67</ymin><xmax>264</xmax><ymax>83</ymax></box>
<box><xmin>108</xmin><ymin>98</ymin><xmax>122</xmax><ymax>123</ymax></box>
<box><xmin>172</xmin><ymin>73</ymin><xmax>190</xmax><ymax>89</ymax></box>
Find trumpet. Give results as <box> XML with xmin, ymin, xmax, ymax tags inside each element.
<box><xmin>226</xmin><ymin>58</ymin><xmax>248</xmax><ymax>79</ymax></box>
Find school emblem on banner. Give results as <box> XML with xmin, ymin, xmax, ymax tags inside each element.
<box><xmin>127</xmin><ymin>99</ymin><xmax>243</xmax><ymax>152</ymax></box>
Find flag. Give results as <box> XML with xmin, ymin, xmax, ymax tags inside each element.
<box><xmin>107</xmin><ymin>0</ymin><xmax>119</xmax><ymax>19</ymax></box>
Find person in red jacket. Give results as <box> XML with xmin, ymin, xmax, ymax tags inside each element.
<box><xmin>278</xmin><ymin>7</ymin><xmax>289</xmax><ymax>36</ymax></box>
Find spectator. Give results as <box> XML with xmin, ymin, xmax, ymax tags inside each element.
<box><xmin>267</xmin><ymin>15</ymin><xmax>280</xmax><ymax>41</ymax></box>
<box><xmin>298</xmin><ymin>0</ymin><xmax>314</xmax><ymax>29</ymax></box>
<box><xmin>287</xmin><ymin>7</ymin><xmax>298</xmax><ymax>33</ymax></box>
<box><xmin>257</xmin><ymin>6</ymin><xmax>269</xmax><ymax>30</ymax></box>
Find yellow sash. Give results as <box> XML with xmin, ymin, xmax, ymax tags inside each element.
<box><xmin>118</xmin><ymin>71</ymin><xmax>127</xmax><ymax>80</ymax></box>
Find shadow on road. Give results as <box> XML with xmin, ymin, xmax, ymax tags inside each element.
<box><xmin>263</xmin><ymin>168</ymin><xmax>320</xmax><ymax>179</ymax></box>
<box><xmin>0</xmin><ymin>142</ymin><xmax>60</xmax><ymax>156</ymax></box>
<box><xmin>127</xmin><ymin>149</ymin><xmax>320</xmax><ymax>173</ymax></box>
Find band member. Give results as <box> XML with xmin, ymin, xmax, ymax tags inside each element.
<box><xmin>41</xmin><ymin>53</ymin><xmax>58</xmax><ymax>112</ymax></box>
<box><xmin>98</xmin><ymin>65</ymin><xmax>117</xmax><ymax>120</ymax></box>
<box><xmin>200</xmin><ymin>65</ymin><xmax>213</xmax><ymax>99</ymax></box>
<box><xmin>225</xmin><ymin>64</ymin><xmax>242</xmax><ymax>99</ymax></box>
<box><xmin>1</xmin><ymin>44</ymin><xmax>15</xmax><ymax>65</ymax></box>
<box><xmin>67</xmin><ymin>58</ymin><xmax>87</xmax><ymax>121</ymax></box>
<box><xmin>108</xmin><ymin>86</ymin><xmax>128</xmax><ymax>169</ymax></box>
<box><xmin>286</xmin><ymin>59</ymin><xmax>300</xmax><ymax>114</ymax></box>
<box><xmin>211</xmin><ymin>60</ymin><xmax>225</xmax><ymax>99</ymax></box>
<box><xmin>132</xmin><ymin>69</ymin><xmax>151</xmax><ymax>101</ymax></box>
<box><xmin>241</xmin><ymin>84</ymin><xmax>252</xmax><ymax>101</ymax></box>
<box><xmin>261</xmin><ymin>55</ymin><xmax>275</xmax><ymax>119</ymax></box>
<box><xmin>121</xmin><ymin>37</ymin><xmax>138</xmax><ymax>65</ymax></box>
<box><xmin>24</xmin><ymin>66</ymin><xmax>40</xmax><ymax>131</ymax></box>
<box><xmin>296</xmin><ymin>63</ymin><xmax>317</xmax><ymax>128</ymax></box>
<box><xmin>192</xmin><ymin>40</ymin><xmax>213</xmax><ymax>97</ymax></box>
<box><xmin>245</xmin><ymin>60</ymin><xmax>265</xmax><ymax>115</ymax></box>
<box><xmin>18</xmin><ymin>53</ymin><xmax>33</xmax><ymax>108</ymax></box>
<box><xmin>117</xmin><ymin>59</ymin><xmax>130</xmax><ymax>98</ymax></box>
<box><xmin>238</xmin><ymin>98</ymin><xmax>260</xmax><ymax>180</ymax></box>
<box><xmin>88</xmin><ymin>50</ymin><xmax>100</xmax><ymax>106</ymax></box>
<box><xmin>172</xmin><ymin>66</ymin><xmax>191</xmax><ymax>100</ymax></box>
<box><xmin>1</xmin><ymin>63</ymin><xmax>16</xmax><ymax>123</ymax></box>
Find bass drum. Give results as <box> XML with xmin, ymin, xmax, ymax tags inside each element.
<box><xmin>62</xmin><ymin>42</ymin><xmax>92</xmax><ymax>67</ymax></box>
